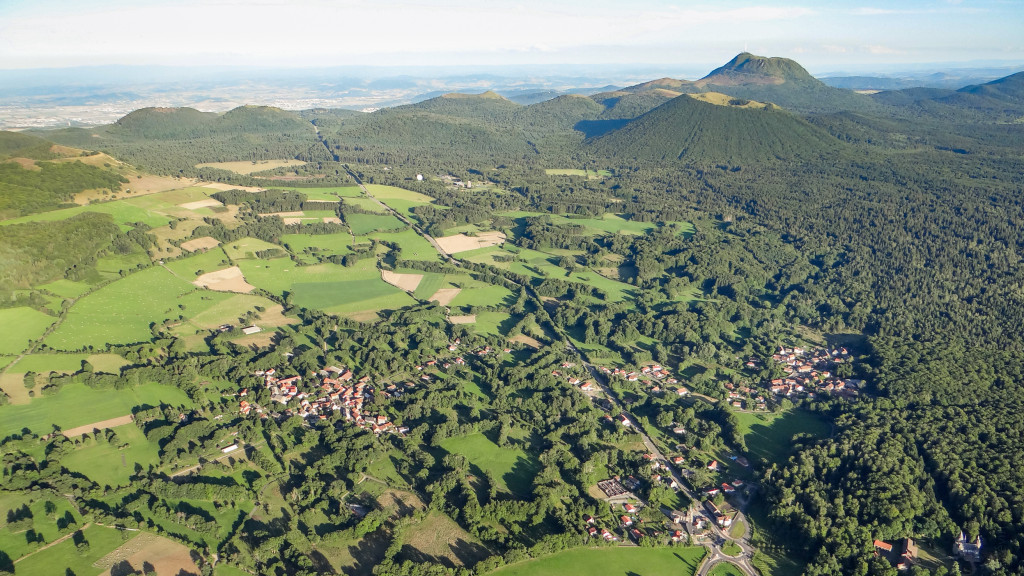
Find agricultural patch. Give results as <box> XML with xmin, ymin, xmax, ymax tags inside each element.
<box><xmin>0</xmin><ymin>307</ymin><xmax>56</xmax><ymax>354</ymax></box>
<box><xmin>193</xmin><ymin>266</ymin><xmax>255</xmax><ymax>293</ymax></box>
<box><xmin>436</xmin><ymin>231</ymin><xmax>505</xmax><ymax>254</ymax></box>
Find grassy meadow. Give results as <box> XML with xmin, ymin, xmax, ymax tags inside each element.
<box><xmin>488</xmin><ymin>546</ymin><xmax>706</xmax><ymax>576</ymax></box>
<box><xmin>0</xmin><ymin>307</ymin><xmax>56</xmax><ymax>354</ymax></box>
<box><xmin>0</xmin><ymin>381</ymin><xmax>192</xmax><ymax>437</ymax></box>
<box><xmin>439</xmin><ymin>433</ymin><xmax>539</xmax><ymax>497</ymax></box>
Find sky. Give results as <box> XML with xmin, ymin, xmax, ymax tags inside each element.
<box><xmin>2</xmin><ymin>0</ymin><xmax>1023</xmax><ymax>73</ymax></box>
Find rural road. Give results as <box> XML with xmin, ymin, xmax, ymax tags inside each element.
<box><xmin>342</xmin><ymin>166</ymin><xmax>454</xmax><ymax>261</ymax></box>
<box><xmin>575</xmin><ymin>347</ymin><xmax>760</xmax><ymax>576</ymax></box>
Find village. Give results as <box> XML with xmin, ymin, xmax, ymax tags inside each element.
<box><xmin>236</xmin><ymin>338</ymin><xmax>509</xmax><ymax>435</ymax></box>
<box><xmin>765</xmin><ymin>345</ymin><xmax>861</xmax><ymax>401</ymax></box>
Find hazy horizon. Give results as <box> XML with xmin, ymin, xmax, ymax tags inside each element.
<box><xmin>2</xmin><ymin>0</ymin><xmax>1023</xmax><ymax>72</ymax></box>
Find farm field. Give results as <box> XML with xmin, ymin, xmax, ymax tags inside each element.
<box><xmin>276</xmin><ymin>185</ymin><xmax>363</xmax><ymax>199</ymax></box>
<box><xmin>369</xmin><ymin>228</ymin><xmax>441</xmax><ymax>261</ymax></box>
<box><xmin>0</xmin><ymin>307</ymin><xmax>56</xmax><ymax>354</ymax></box>
<box><xmin>734</xmin><ymin>409</ymin><xmax>832</xmax><ymax>466</ymax></box>
<box><xmin>365</xmin><ymin>184</ymin><xmax>437</xmax><ymax>216</ymax></box>
<box><xmin>0</xmin><ymin>381</ymin><xmax>192</xmax><ymax>437</ymax></box>
<box><xmin>238</xmin><ymin>258</ymin><xmax>415</xmax><ymax>317</ymax></box>
<box><xmin>45</xmin><ymin>265</ymin><xmax>242</xmax><ymax>350</ymax></box>
<box><xmin>38</xmin><ymin>278</ymin><xmax>93</xmax><ymax>299</ymax></box>
<box><xmin>60</xmin><ymin>423</ymin><xmax>160</xmax><ymax>487</ymax></box>
<box><xmin>282</xmin><ymin>232</ymin><xmax>353</xmax><ymax>258</ymax></box>
<box><xmin>488</xmin><ymin>546</ymin><xmax>706</xmax><ymax>576</ymax></box>
<box><xmin>439</xmin><ymin>433</ymin><xmax>539</xmax><ymax>497</ymax></box>
<box><xmin>347</xmin><ymin>212</ymin><xmax>405</xmax><ymax>235</ymax></box>
<box><xmin>8</xmin><ymin>352</ymin><xmax>88</xmax><ymax>374</ymax></box>
<box><xmin>472</xmin><ymin>311</ymin><xmax>514</xmax><ymax>337</ymax></box>
<box><xmin>163</xmin><ymin>247</ymin><xmax>231</xmax><ymax>279</ymax></box>
<box><xmin>222</xmin><ymin>237</ymin><xmax>286</xmax><ymax>260</ymax></box>
<box><xmin>344</xmin><ymin>196</ymin><xmax>389</xmax><ymax>213</ymax></box>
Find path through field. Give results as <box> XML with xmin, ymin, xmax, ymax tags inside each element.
<box><xmin>61</xmin><ymin>414</ymin><xmax>134</xmax><ymax>438</ymax></box>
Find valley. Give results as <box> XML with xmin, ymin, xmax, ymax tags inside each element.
<box><xmin>2</xmin><ymin>51</ymin><xmax>1024</xmax><ymax>576</ymax></box>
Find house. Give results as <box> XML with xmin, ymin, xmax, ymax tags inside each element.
<box><xmin>584</xmin><ymin>515</ymin><xmax>596</xmax><ymax>525</ymax></box>
<box><xmin>619</xmin><ymin>414</ymin><xmax>632</xmax><ymax>427</ymax></box>
<box><xmin>673</xmin><ymin>426</ymin><xmax>686</xmax><ymax>435</ymax></box>
<box><xmin>601</xmin><ymin>528</ymin><xmax>616</xmax><ymax>541</ymax></box>
<box><xmin>671</xmin><ymin>530</ymin><xmax>685</xmax><ymax>542</ymax></box>
<box><xmin>587</xmin><ymin>526</ymin><xmax>597</xmax><ymax>536</ymax></box>
<box><xmin>221</xmin><ymin>444</ymin><xmax>239</xmax><ymax>454</ymax></box>
<box><xmin>873</xmin><ymin>540</ymin><xmax>893</xmax><ymax>554</ymax></box>
<box><xmin>629</xmin><ymin>528</ymin><xmax>643</xmax><ymax>541</ymax></box>
<box><xmin>897</xmin><ymin>538</ymin><xmax>919</xmax><ymax>570</ymax></box>
<box><xmin>623</xmin><ymin>503</ymin><xmax>637</xmax><ymax>514</ymax></box>
<box><xmin>707</xmin><ymin>460</ymin><xmax>719</xmax><ymax>471</ymax></box>
<box><xmin>620</xmin><ymin>515</ymin><xmax>633</xmax><ymax>527</ymax></box>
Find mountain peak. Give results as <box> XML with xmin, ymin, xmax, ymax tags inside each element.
<box><xmin>699</xmin><ymin>52</ymin><xmax>816</xmax><ymax>87</ymax></box>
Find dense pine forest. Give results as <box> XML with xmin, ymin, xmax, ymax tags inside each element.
<box><xmin>2</xmin><ymin>53</ymin><xmax>1024</xmax><ymax>576</ymax></box>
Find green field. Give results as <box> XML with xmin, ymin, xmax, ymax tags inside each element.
<box><xmin>1</xmin><ymin>522</ymin><xmax>122</xmax><ymax>574</ymax></box>
<box><xmin>0</xmin><ymin>196</ymin><xmax>173</xmax><ymax>230</ymax></box>
<box><xmin>734</xmin><ymin>409</ymin><xmax>831</xmax><ymax>465</ymax></box>
<box><xmin>281</xmin><ymin>232</ymin><xmax>353</xmax><ymax>260</ymax></box>
<box><xmin>163</xmin><ymin>247</ymin><xmax>231</xmax><ymax>279</ymax></box>
<box><xmin>369</xmin><ymin>228</ymin><xmax>441</xmax><ymax>261</ymax></box>
<box><xmin>366</xmin><ymin>184</ymin><xmax>438</xmax><ymax>217</ymax></box>
<box><xmin>344</xmin><ymin>196</ymin><xmax>389</xmax><ymax>213</ymax></box>
<box><xmin>239</xmin><ymin>258</ymin><xmax>414</xmax><ymax>317</ymax></box>
<box><xmin>347</xmin><ymin>212</ymin><xmax>405</xmax><ymax>235</ymax></box>
<box><xmin>60</xmin><ymin>423</ymin><xmax>160</xmax><ymax>487</ymax></box>
<box><xmin>277</xmin><ymin>186</ymin><xmax>363</xmax><ymax>199</ymax></box>
<box><xmin>449</xmin><ymin>282</ymin><xmax>515</xmax><ymax>311</ymax></box>
<box><xmin>222</xmin><ymin>237</ymin><xmax>286</xmax><ymax>260</ymax></box>
<box><xmin>9</xmin><ymin>353</ymin><xmax>88</xmax><ymax>374</ymax></box>
<box><xmin>45</xmin><ymin>266</ymin><xmax>239</xmax><ymax>350</ymax></box>
<box><xmin>473</xmin><ymin>311</ymin><xmax>514</xmax><ymax>337</ymax></box>
<box><xmin>488</xmin><ymin>546</ymin><xmax>706</xmax><ymax>576</ymax></box>
<box><xmin>439</xmin><ymin>433</ymin><xmax>539</xmax><ymax>496</ymax></box>
<box><xmin>0</xmin><ymin>381</ymin><xmax>192</xmax><ymax>437</ymax></box>
<box><xmin>411</xmin><ymin>272</ymin><xmax>446</xmax><ymax>300</ymax></box>
<box><xmin>38</xmin><ymin>278</ymin><xmax>93</xmax><ymax>299</ymax></box>
<box><xmin>0</xmin><ymin>491</ymin><xmax>84</xmax><ymax>561</ymax></box>
<box><xmin>0</xmin><ymin>307</ymin><xmax>56</xmax><ymax>354</ymax></box>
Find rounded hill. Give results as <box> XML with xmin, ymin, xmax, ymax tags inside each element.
<box><xmin>585</xmin><ymin>93</ymin><xmax>840</xmax><ymax>165</ymax></box>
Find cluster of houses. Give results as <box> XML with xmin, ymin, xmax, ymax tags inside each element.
<box><xmin>724</xmin><ymin>382</ymin><xmax>767</xmax><ymax>411</ymax></box>
<box><xmin>766</xmin><ymin>346</ymin><xmax>860</xmax><ymax>400</ymax></box>
<box><xmin>583</xmin><ymin>503</ymin><xmax>688</xmax><ymax>544</ymax></box>
<box><xmin>239</xmin><ymin>366</ymin><xmax>405</xmax><ymax>435</ymax></box>
<box><xmin>598</xmin><ymin>363</ymin><xmax>690</xmax><ymax>397</ymax></box>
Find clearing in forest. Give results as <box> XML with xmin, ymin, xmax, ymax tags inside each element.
<box><xmin>193</xmin><ymin>266</ymin><xmax>255</xmax><ymax>293</ymax></box>
<box><xmin>510</xmin><ymin>334</ymin><xmax>541</xmax><ymax>349</ymax></box>
<box><xmin>381</xmin><ymin>270</ymin><xmax>423</xmax><ymax>292</ymax></box>
<box><xmin>435</xmin><ymin>231</ymin><xmax>505</xmax><ymax>254</ymax></box>
<box><xmin>195</xmin><ymin>159</ymin><xmax>306</xmax><ymax>174</ymax></box>
<box><xmin>448</xmin><ymin>315</ymin><xmax>475</xmax><ymax>324</ymax></box>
